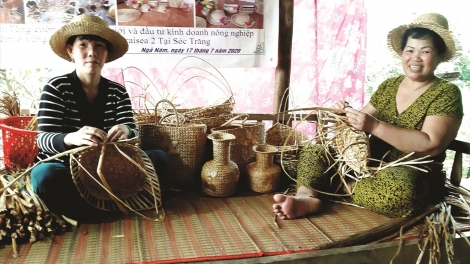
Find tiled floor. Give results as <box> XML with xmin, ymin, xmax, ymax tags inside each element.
<box><xmin>116</xmin><ymin>3</ymin><xmax>193</xmax><ymax>27</ymax></box>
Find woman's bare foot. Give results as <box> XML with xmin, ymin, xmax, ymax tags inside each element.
<box><xmin>272</xmin><ymin>189</ymin><xmax>323</xmax><ymax>220</ymax></box>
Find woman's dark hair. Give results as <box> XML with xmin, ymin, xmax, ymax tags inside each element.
<box><xmin>400</xmin><ymin>27</ymin><xmax>447</xmax><ymax>56</ymax></box>
<box><xmin>66</xmin><ymin>35</ymin><xmax>112</xmax><ymax>52</ymax></box>
<box><xmin>77</xmin><ymin>7</ymin><xmax>86</xmax><ymax>15</ymax></box>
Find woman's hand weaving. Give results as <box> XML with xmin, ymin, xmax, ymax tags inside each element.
<box><xmin>64</xmin><ymin>126</ymin><xmax>107</xmax><ymax>147</ymax></box>
<box><xmin>344</xmin><ymin>107</ymin><xmax>380</xmax><ymax>133</ymax></box>
<box><xmin>107</xmin><ymin>124</ymin><xmax>130</xmax><ymax>142</ymax></box>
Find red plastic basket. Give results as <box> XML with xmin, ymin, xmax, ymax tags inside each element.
<box><xmin>0</xmin><ymin>116</ymin><xmax>39</xmax><ymax>169</ymax></box>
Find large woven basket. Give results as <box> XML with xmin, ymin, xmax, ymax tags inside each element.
<box><xmin>138</xmin><ymin>99</ymin><xmax>207</xmax><ymax>187</ymax></box>
<box><xmin>161</xmin><ymin>57</ymin><xmax>235</xmax><ymax>131</ymax></box>
<box><xmin>210</xmin><ymin>115</ymin><xmax>265</xmax><ymax>179</ymax></box>
<box><xmin>70</xmin><ymin>142</ymin><xmax>162</xmax><ymax>212</ymax></box>
<box><xmin>131</xmin><ymin>95</ymin><xmax>157</xmax><ymax>125</ymax></box>
<box><xmin>160</xmin><ymin>97</ymin><xmax>235</xmax><ymax>131</ymax></box>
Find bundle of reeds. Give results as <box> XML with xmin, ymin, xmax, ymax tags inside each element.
<box><xmin>24</xmin><ymin>115</ymin><xmax>38</xmax><ymax>131</ymax></box>
<box><xmin>0</xmin><ymin>169</ymin><xmax>68</xmax><ymax>258</ymax></box>
<box><xmin>0</xmin><ymin>92</ymin><xmax>20</xmax><ymax>117</ymax></box>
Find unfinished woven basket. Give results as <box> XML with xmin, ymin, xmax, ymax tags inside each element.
<box><xmin>332</xmin><ymin>119</ymin><xmax>370</xmax><ymax>173</ymax></box>
<box><xmin>70</xmin><ymin>142</ymin><xmax>162</xmax><ymax>212</ymax></box>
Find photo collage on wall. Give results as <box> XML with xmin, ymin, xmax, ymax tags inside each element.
<box><xmin>0</xmin><ymin>0</ymin><xmax>264</xmax><ymax>29</ymax></box>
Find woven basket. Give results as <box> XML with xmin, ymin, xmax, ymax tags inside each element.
<box><xmin>160</xmin><ymin>97</ymin><xmax>235</xmax><ymax>131</ymax></box>
<box><xmin>332</xmin><ymin>120</ymin><xmax>370</xmax><ymax>173</ymax></box>
<box><xmin>138</xmin><ymin>99</ymin><xmax>207</xmax><ymax>186</ymax></box>
<box><xmin>210</xmin><ymin>115</ymin><xmax>265</xmax><ymax>179</ymax></box>
<box><xmin>70</xmin><ymin>142</ymin><xmax>162</xmax><ymax>212</ymax></box>
<box><xmin>266</xmin><ymin>122</ymin><xmax>309</xmax><ymax>179</ymax></box>
<box><xmin>131</xmin><ymin>95</ymin><xmax>158</xmax><ymax>125</ymax></box>
<box><xmin>162</xmin><ymin>56</ymin><xmax>235</xmax><ymax>131</ymax></box>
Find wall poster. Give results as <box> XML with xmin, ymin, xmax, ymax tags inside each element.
<box><xmin>0</xmin><ymin>0</ymin><xmax>278</xmax><ymax>68</ymax></box>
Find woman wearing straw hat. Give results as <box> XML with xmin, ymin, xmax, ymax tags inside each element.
<box><xmin>273</xmin><ymin>13</ymin><xmax>463</xmax><ymax>219</ymax></box>
<box><xmin>31</xmin><ymin>14</ymin><xmax>167</xmax><ymax>223</ymax></box>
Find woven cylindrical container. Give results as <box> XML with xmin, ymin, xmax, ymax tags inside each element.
<box><xmin>211</xmin><ymin>116</ymin><xmax>265</xmax><ymax>180</ymax></box>
<box><xmin>246</xmin><ymin>144</ymin><xmax>281</xmax><ymax>193</ymax></box>
<box><xmin>138</xmin><ymin>99</ymin><xmax>207</xmax><ymax>187</ymax></box>
<box><xmin>201</xmin><ymin>132</ymin><xmax>239</xmax><ymax>197</ymax></box>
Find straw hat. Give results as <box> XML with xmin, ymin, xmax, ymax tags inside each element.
<box><xmin>196</xmin><ymin>16</ymin><xmax>207</xmax><ymax>28</ymax></box>
<box><xmin>49</xmin><ymin>14</ymin><xmax>128</xmax><ymax>63</ymax></box>
<box><xmin>208</xmin><ymin>10</ymin><xmax>227</xmax><ymax>25</ymax></box>
<box><xmin>387</xmin><ymin>13</ymin><xmax>458</xmax><ymax>62</ymax></box>
<box><xmin>231</xmin><ymin>13</ymin><xmax>254</xmax><ymax>27</ymax></box>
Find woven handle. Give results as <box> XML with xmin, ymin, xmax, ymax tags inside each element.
<box><xmin>154</xmin><ymin>99</ymin><xmax>185</xmax><ymax>127</ymax></box>
<box><xmin>219</xmin><ymin>114</ymin><xmax>248</xmax><ymax>127</ymax></box>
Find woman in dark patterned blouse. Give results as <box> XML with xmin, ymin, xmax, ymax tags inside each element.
<box><xmin>31</xmin><ymin>15</ymin><xmax>167</xmax><ymax>223</ymax></box>
<box><xmin>273</xmin><ymin>13</ymin><xmax>463</xmax><ymax>218</ymax></box>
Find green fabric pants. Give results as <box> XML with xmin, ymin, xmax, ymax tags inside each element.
<box><xmin>296</xmin><ymin>145</ymin><xmax>444</xmax><ymax>218</ymax></box>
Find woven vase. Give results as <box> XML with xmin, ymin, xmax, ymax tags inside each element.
<box><xmin>246</xmin><ymin>144</ymin><xmax>281</xmax><ymax>193</ymax></box>
<box><xmin>201</xmin><ymin>132</ymin><xmax>239</xmax><ymax>197</ymax></box>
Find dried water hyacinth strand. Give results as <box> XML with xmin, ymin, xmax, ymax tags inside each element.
<box><xmin>412</xmin><ymin>203</ymin><xmax>467</xmax><ymax>264</ymax></box>
<box><xmin>165</xmin><ymin>75</ymin><xmax>235</xmax><ymax>112</ymax></box>
<box><xmin>131</xmin><ymin>95</ymin><xmax>156</xmax><ymax>114</ymax></box>
<box><xmin>165</xmin><ymin>67</ymin><xmax>233</xmax><ymax>101</ymax></box>
<box><xmin>116</xmin><ymin>66</ymin><xmax>165</xmax><ymax>100</ymax></box>
<box><xmin>24</xmin><ymin>115</ymin><xmax>38</xmax><ymax>131</ymax></box>
<box><xmin>163</xmin><ymin>56</ymin><xmax>232</xmax><ymax>98</ymax></box>
<box><xmin>1</xmin><ymin>142</ymin><xmax>164</xmax><ymax>222</ymax></box>
<box><xmin>0</xmin><ymin>170</ymin><xmax>67</xmax><ymax>258</ymax></box>
<box><xmin>374</xmin><ymin>204</ymin><xmax>441</xmax><ymax>244</ymax></box>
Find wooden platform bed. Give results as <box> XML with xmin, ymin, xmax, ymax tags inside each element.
<box><xmin>0</xmin><ymin>117</ymin><xmax>468</xmax><ymax>263</ymax></box>
<box><xmin>206</xmin><ymin>113</ymin><xmax>470</xmax><ymax>264</ymax></box>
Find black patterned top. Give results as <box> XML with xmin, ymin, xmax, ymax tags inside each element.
<box><xmin>35</xmin><ymin>71</ymin><xmax>136</xmax><ymax>164</ymax></box>
<box><xmin>369</xmin><ymin>75</ymin><xmax>463</xmax><ymax>165</ymax></box>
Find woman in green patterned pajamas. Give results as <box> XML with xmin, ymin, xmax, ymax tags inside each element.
<box><xmin>273</xmin><ymin>13</ymin><xmax>464</xmax><ymax>218</ymax></box>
